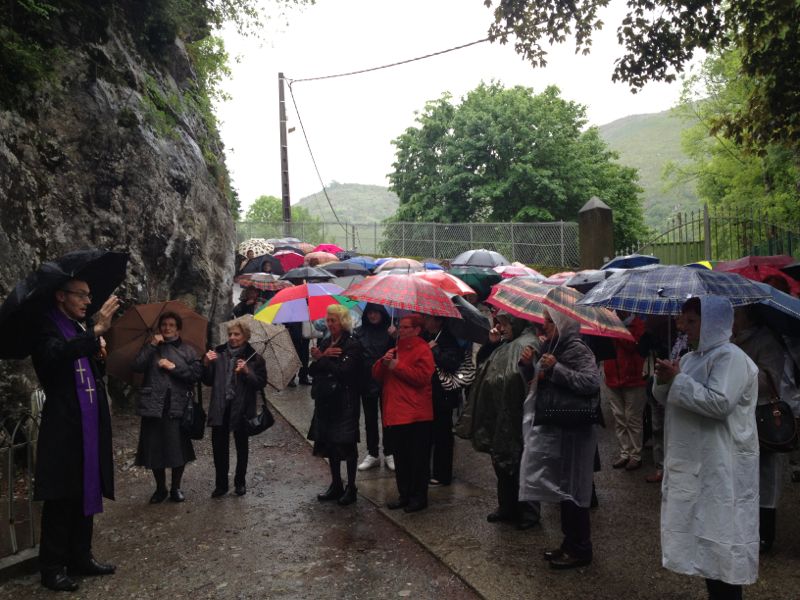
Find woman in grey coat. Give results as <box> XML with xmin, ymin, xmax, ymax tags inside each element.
<box><xmin>133</xmin><ymin>311</ymin><xmax>203</xmax><ymax>503</ymax></box>
<box><xmin>519</xmin><ymin>308</ymin><xmax>601</xmax><ymax>570</ymax></box>
<box><xmin>203</xmin><ymin>319</ymin><xmax>268</xmax><ymax>498</ymax></box>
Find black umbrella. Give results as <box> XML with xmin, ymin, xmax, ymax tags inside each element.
<box><xmin>0</xmin><ymin>249</ymin><xmax>129</xmax><ymax>359</ymax></box>
<box><xmin>451</xmin><ymin>249</ymin><xmax>510</xmax><ymax>268</ymax></box>
<box><xmin>446</xmin><ymin>295</ymin><xmax>491</xmax><ymax>345</ymax></box>
<box><xmin>280</xmin><ymin>266</ymin><xmax>335</xmax><ymax>283</ymax></box>
<box><xmin>272</xmin><ymin>244</ymin><xmax>306</xmax><ymax>255</ymax></box>
<box><xmin>323</xmin><ymin>261</ymin><xmax>371</xmax><ymax>276</ymax></box>
<box><xmin>240</xmin><ymin>254</ymin><xmax>285</xmax><ymax>276</ymax></box>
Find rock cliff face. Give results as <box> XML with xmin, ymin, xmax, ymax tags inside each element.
<box><xmin>0</xmin><ymin>6</ymin><xmax>236</xmax><ymax>413</ymax></box>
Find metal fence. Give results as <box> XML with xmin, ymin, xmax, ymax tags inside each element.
<box><xmin>237</xmin><ymin>220</ymin><xmax>580</xmax><ymax>267</ymax></box>
<box><xmin>1</xmin><ymin>393</ymin><xmax>41</xmax><ymax>559</ymax></box>
<box><xmin>621</xmin><ymin>204</ymin><xmax>800</xmax><ymax>264</ymax></box>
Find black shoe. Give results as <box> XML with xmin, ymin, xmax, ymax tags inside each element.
<box><xmin>549</xmin><ymin>552</ymin><xmax>591</xmax><ymax>570</ymax></box>
<box><xmin>760</xmin><ymin>539</ymin><xmax>774</xmax><ymax>553</ymax></box>
<box><xmin>149</xmin><ymin>488</ymin><xmax>168</xmax><ymax>504</ymax></box>
<box><xmin>403</xmin><ymin>501</ymin><xmax>427</xmax><ymax>513</ymax></box>
<box><xmin>317</xmin><ymin>483</ymin><xmax>344</xmax><ymax>501</ymax></box>
<box><xmin>68</xmin><ymin>557</ymin><xmax>116</xmax><ymax>576</ymax></box>
<box><xmin>543</xmin><ymin>548</ymin><xmax>565</xmax><ymax>561</ymax></box>
<box><xmin>516</xmin><ymin>518</ymin><xmax>540</xmax><ymax>531</ymax></box>
<box><xmin>211</xmin><ymin>487</ymin><xmax>228</xmax><ymax>498</ymax></box>
<box><xmin>42</xmin><ymin>567</ymin><xmax>79</xmax><ymax>591</ymax></box>
<box><xmin>386</xmin><ymin>498</ymin><xmax>409</xmax><ymax>510</ymax></box>
<box><xmin>169</xmin><ymin>489</ymin><xmax>185</xmax><ymax>502</ymax></box>
<box><xmin>486</xmin><ymin>510</ymin><xmax>514</xmax><ymax>523</ymax></box>
<box><xmin>235</xmin><ymin>484</ymin><xmax>246</xmax><ymax>496</ymax></box>
<box><xmin>337</xmin><ymin>485</ymin><xmax>357</xmax><ymax>506</ymax></box>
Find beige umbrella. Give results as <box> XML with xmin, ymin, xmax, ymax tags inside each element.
<box><xmin>375</xmin><ymin>258</ymin><xmax>424</xmax><ymax>273</ymax></box>
<box><xmin>219</xmin><ymin>315</ymin><xmax>301</xmax><ymax>391</ymax></box>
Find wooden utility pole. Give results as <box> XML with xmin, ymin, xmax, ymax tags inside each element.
<box><xmin>278</xmin><ymin>72</ymin><xmax>291</xmax><ymax>236</ymax></box>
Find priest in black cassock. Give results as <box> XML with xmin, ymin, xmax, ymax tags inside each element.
<box><xmin>31</xmin><ymin>279</ymin><xmax>119</xmax><ymax>592</ymax></box>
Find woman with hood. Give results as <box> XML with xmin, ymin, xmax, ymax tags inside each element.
<box><xmin>518</xmin><ymin>308</ymin><xmax>601</xmax><ymax>569</ymax></box>
<box><xmin>653</xmin><ymin>297</ymin><xmax>759</xmax><ymax>599</ymax></box>
<box><xmin>470</xmin><ymin>311</ymin><xmax>541</xmax><ymax>530</ymax></box>
<box><xmin>353</xmin><ymin>303</ymin><xmax>395</xmax><ymax>471</ymax></box>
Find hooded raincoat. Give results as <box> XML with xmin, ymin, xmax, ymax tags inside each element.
<box><xmin>518</xmin><ymin>310</ymin><xmax>600</xmax><ymax>507</ymax></box>
<box><xmin>470</xmin><ymin>317</ymin><xmax>540</xmax><ymax>474</ymax></box>
<box><xmin>652</xmin><ymin>296</ymin><xmax>759</xmax><ymax>586</ymax></box>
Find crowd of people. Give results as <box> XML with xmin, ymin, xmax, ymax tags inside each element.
<box><xmin>27</xmin><ymin>260</ymin><xmax>800</xmax><ymax>599</ymax></box>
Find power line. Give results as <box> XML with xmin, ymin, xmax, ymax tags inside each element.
<box><xmin>287</xmin><ymin>36</ymin><xmax>491</xmax><ymax>84</ymax></box>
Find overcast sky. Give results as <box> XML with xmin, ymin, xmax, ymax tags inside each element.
<box><xmin>217</xmin><ymin>0</ymin><xmax>690</xmax><ymax>216</ymax></box>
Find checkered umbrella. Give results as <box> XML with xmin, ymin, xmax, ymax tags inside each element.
<box><xmin>237</xmin><ymin>272</ymin><xmax>294</xmax><ymax>292</ymax></box>
<box><xmin>486</xmin><ymin>278</ymin><xmax>633</xmax><ymax>340</ymax></box>
<box><xmin>411</xmin><ymin>270</ymin><xmax>477</xmax><ymax>296</ymax></box>
<box><xmin>578</xmin><ymin>265</ymin><xmax>770</xmax><ymax>315</ymax></box>
<box><xmin>343</xmin><ymin>274</ymin><xmax>462</xmax><ymax>318</ymax></box>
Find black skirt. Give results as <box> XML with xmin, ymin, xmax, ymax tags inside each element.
<box><xmin>135</xmin><ymin>414</ymin><xmax>196</xmax><ymax>469</ymax></box>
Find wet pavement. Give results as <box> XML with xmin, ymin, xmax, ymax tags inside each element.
<box><xmin>3</xmin><ymin>382</ymin><xmax>800</xmax><ymax>599</ymax></box>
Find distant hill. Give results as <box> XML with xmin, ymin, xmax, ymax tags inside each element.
<box><xmin>598</xmin><ymin>109</ymin><xmax>700</xmax><ymax>230</ymax></box>
<box><xmin>295</xmin><ymin>182</ymin><xmax>398</xmax><ymax>223</ymax></box>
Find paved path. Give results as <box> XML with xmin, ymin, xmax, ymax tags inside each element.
<box><xmin>3</xmin><ymin>382</ymin><xmax>800</xmax><ymax>599</ymax></box>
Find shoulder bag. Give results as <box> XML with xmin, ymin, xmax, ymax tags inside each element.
<box><xmin>437</xmin><ymin>350</ymin><xmax>476</xmax><ymax>391</ymax></box>
<box><xmin>532</xmin><ymin>380</ymin><xmax>602</xmax><ymax>428</ymax></box>
<box><xmin>180</xmin><ymin>385</ymin><xmax>206</xmax><ymax>440</ymax></box>
<box><xmin>246</xmin><ymin>390</ymin><xmax>276</xmax><ymax>436</ymax></box>
<box><xmin>755</xmin><ymin>372</ymin><xmax>797</xmax><ymax>453</ymax></box>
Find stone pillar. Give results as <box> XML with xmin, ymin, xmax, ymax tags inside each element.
<box><xmin>578</xmin><ymin>197</ymin><xmax>614</xmax><ymax>269</ymax></box>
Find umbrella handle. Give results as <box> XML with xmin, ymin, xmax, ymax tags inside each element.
<box><xmin>244</xmin><ymin>351</ymin><xmax>258</xmax><ymax>364</ymax></box>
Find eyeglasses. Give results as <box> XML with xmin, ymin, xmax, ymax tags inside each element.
<box><xmin>62</xmin><ymin>289</ymin><xmax>92</xmax><ymax>301</ymax></box>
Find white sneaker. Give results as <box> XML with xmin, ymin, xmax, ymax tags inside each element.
<box><xmin>384</xmin><ymin>455</ymin><xmax>396</xmax><ymax>471</ymax></box>
<box><xmin>357</xmin><ymin>455</ymin><xmax>380</xmax><ymax>471</ymax></box>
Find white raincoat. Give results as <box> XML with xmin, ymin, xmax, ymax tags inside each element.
<box><xmin>652</xmin><ymin>296</ymin><xmax>759</xmax><ymax>585</ymax></box>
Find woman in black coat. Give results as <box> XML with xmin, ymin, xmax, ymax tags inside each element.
<box><xmin>203</xmin><ymin>319</ymin><xmax>268</xmax><ymax>498</ymax></box>
<box><xmin>133</xmin><ymin>311</ymin><xmax>202</xmax><ymax>503</ymax></box>
<box><xmin>308</xmin><ymin>304</ymin><xmax>363</xmax><ymax>505</ymax></box>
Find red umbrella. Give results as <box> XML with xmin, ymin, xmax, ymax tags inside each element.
<box><xmin>273</xmin><ymin>250</ymin><xmax>305</xmax><ymax>272</ymax></box>
<box><xmin>493</xmin><ymin>264</ymin><xmax>545</xmax><ymax>279</ymax></box>
<box><xmin>411</xmin><ymin>270</ymin><xmax>476</xmax><ymax>296</ymax></box>
<box><xmin>542</xmin><ymin>285</ymin><xmax>634</xmax><ymax>341</ymax></box>
<box><xmin>715</xmin><ymin>257</ymin><xmax>799</xmax><ymax>295</ymax></box>
<box><xmin>238</xmin><ymin>273</ymin><xmax>294</xmax><ymax>292</ymax></box>
<box><xmin>344</xmin><ymin>274</ymin><xmax>462</xmax><ymax>318</ymax></box>
<box><xmin>313</xmin><ymin>243</ymin><xmax>344</xmax><ymax>254</ymax></box>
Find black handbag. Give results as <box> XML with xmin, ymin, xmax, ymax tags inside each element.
<box><xmin>533</xmin><ymin>381</ymin><xmax>602</xmax><ymax>428</ymax></box>
<box><xmin>181</xmin><ymin>387</ymin><xmax>206</xmax><ymax>440</ymax></box>
<box><xmin>756</xmin><ymin>374</ymin><xmax>797</xmax><ymax>452</ymax></box>
<box><xmin>246</xmin><ymin>390</ymin><xmax>275</xmax><ymax>437</ymax></box>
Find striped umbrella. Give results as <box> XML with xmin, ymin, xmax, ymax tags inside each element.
<box><xmin>411</xmin><ymin>270</ymin><xmax>476</xmax><ymax>296</ymax></box>
<box><xmin>238</xmin><ymin>273</ymin><xmax>294</xmax><ymax>292</ymax></box>
<box><xmin>542</xmin><ymin>285</ymin><xmax>634</xmax><ymax>341</ymax></box>
<box><xmin>343</xmin><ymin>274</ymin><xmax>461</xmax><ymax>318</ymax></box>
<box><xmin>486</xmin><ymin>278</ymin><xmax>633</xmax><ymax>340</ymax></box>
<box><xmin>578</xmin><ymin>265</ymin><xmax>770</xmax><ymax>315</ymax></box>
<box><xmin>254</xmin><ymin>282</ymin><xmax>359</xmax><ymax>324</ymax></box>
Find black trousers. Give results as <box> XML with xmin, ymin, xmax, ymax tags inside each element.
<box><xmin>361</xmin><ymin>393</ymin><xmax>391</xmax><ymax>457</ymax></box>
<box><xmin>39</xmin><ymin>498</ymin><xmax>94</xmax><ymax>569</ymax></box>
<box><xmin>560</xmin><ymin>500</ymin><xmax>592</xmax><ymax>560</ymax></box>
<box><xmin>431</xmin><ymin>402</ymin><xmax>454</xmax><ymax>484</ymax></box>
<box><xmin>493</xmin><ymin>461</ymin><xmax>540</xmax><ymax>523</ymax></box>
<box><xmin>705</xmin><ymin>579</ymin><xmax>742</xmax><ymax>600</ymax></box>
<box><xmin>212</xmin><ymin>406</ymin><xmax>249</xmax><ymax>489</ymax></box>
<box><xmin>387</xmin><ymin>421</ymin><xmax>432</xmax><ymax>505</ymax></box>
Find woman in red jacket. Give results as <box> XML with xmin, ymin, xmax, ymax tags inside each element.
<box><xmin>372</xmin><ymin>313</ymin><xmax>435</xmax><ymax>513</ymax></box>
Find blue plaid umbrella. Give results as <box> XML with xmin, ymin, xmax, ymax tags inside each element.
<box><xmin>577</xmin><ymin>265</ymin><xmax>769</xmax><ymax>315</ymax></box>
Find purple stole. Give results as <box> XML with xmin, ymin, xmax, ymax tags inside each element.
<box><xmin>48</xmin><ymin>308</ymin><xmax>103</xmax><ymax>516</ymax></box>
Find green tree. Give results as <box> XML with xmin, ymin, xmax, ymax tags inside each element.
<box><xmin>389</xmin><ymin>82</ymin><xmax>646</xmax><ymax>248</ymax></box>
<box><xmin>484</xmin><ymin>0</ymin><xmax>800</xmax><ymax>151</ymax></box>
<box><xmin>245</xmin><ymin>194</ymin><xmax>321</xmax><ymax>223</ymax></box>
<box><xmin>666</xmin><ymin>49</ymin><xmax>800</xmax><ymax>225</ymax></box>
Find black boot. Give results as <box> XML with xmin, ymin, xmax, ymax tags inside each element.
<box><xmin>317</xmin><ymin>482</ymin><xmax>344</xmax><ymax>501</ymax></box>
<box><xmin>337</xmin><ymin>485</ymin><xmax>357</xmax><ymax>506</ymax></box>
<box><xmin>760</xmin><ymin>507</ymin><xmax>776</xmax><ymax>552</ymax></box>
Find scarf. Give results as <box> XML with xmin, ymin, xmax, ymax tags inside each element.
<box><xmin>224</xmin><ymin>343</ymin><xmax>246</xmax><ymax>402</ymax></box>
<box><xmin>48</xmin><ymin>308</ymin><xmax>103</xmax><ymax>516</ymax></box>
